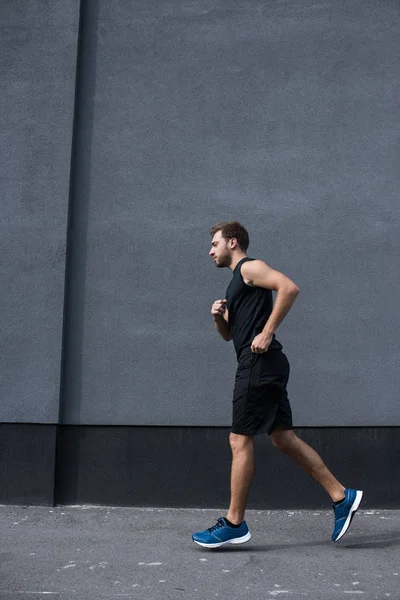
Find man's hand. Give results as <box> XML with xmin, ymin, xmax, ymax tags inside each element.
<box><xmin>251</xmin><ymin>332</ymin><xmax>273</xmax><ymax>354</ymax></box>
<box><xmin>211</xmin><ymin>299</ymin><xmax>231</xmax><ymax>341</ymax></box>
<box><xmin>211</xmin><ymin>299</ymin><xmax>227</xmax><ymax>320</ymax></box>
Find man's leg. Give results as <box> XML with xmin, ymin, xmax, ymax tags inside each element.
<box><xmin>191</xmin><ymin>432</ymin><xmax>253</xmax><ymax>547</ymax></box>
<box><xmin>269</xmin><ymin>428</ymin><xmax>345</xmax><ymax>502</ymax></box>
<box><xmin>269</xmin><ymin>427</ymin><xmax>363</xmax><ymax>541</ymax></box>
<box><xmin>226</xmin><ymin>433</ymin><xmax>255</xmax><ymax>524</ymax></box>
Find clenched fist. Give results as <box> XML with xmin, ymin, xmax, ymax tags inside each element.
<box><xmin>211</xmin><ymin>299</ymin><xmax>227</xmax><ymax>319</ymax></box>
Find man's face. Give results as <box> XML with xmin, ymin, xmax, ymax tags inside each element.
<box><xmin>209</xmin><ymin>231</ymin><xmax>232</xmax><ymax>268</ymax></box>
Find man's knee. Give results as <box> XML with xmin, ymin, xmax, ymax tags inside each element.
<box><xmin>270</xmin><ymin>429</ymin><xmax>297</xmax><ymax>451</ymax></box>
<box><xmin>229</xmin><ymin>432</ymin><xmax>253</xmax><ymax>455</ymax></box>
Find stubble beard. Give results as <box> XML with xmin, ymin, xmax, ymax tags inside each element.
<box><xmin>215</xmin><ymin>250</ymin><xmax>232</xmax><ymax>269</ymax></box>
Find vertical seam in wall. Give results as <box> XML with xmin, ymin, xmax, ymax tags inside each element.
<box><xmin>53</xmin><ymin>0</ymin><xmax>85</xmax><ymax>506</ymax></box>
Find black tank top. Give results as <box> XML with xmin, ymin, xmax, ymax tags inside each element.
<box><xmin>225</xmin><ymin>257</ymin><xmax>283</xmax><ymax>359</ymax></box>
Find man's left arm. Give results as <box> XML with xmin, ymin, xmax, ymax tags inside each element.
<box><xmin>241</xmin><ymin>260</ymin><xmax>300</xmax><ymax>354</ymax></box>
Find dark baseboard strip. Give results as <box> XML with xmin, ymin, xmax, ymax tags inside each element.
<box><xmin>1</xmin><ymin>424</ymin><xmax>399</xmax><ymax>508</ymax></box>
<box><xmin>0</xmin><ymin>423</ymin><xmax>57</xmax><ymax>505</ymax></box>
<box><xmin>55</xmin><ymin>425</ymin><xmax>399</xmax><ymax>508</ymax></box>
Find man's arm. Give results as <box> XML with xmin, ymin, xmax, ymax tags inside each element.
<box><xmin>241</xmin><ymin>260</ymin><xmax>299</xmax><ymax>352</ymax></box>
<box><xmin>212</xmin><ymin>300</ymin><xmax>232</xmax><ymax>341</ymax></box>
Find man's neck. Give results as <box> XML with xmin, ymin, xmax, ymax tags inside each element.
<box><xmin>229</xmin><ymin>254</ymin><xmax>248</xmax><ymax>272</ymax></box>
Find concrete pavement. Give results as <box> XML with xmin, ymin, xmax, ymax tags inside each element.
<box><xmin>1</xmin><ymin>505</ymin><xmax>399</xmax><ymax>600</ymax></box>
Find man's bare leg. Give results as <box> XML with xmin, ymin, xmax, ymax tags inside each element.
<box><xmin>226</xmin><ymin>433</ymin><xmax>255</xmax><ymax>524</ymax></box>
<box><xmin>270</xmin><ymin>428</ymin><xmax>345</xmax><ymax>502</ymax></box>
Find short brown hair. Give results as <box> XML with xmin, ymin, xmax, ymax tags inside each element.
<box><xmin>210</xmin><ymin>221</ymin><xmax>249</xmax><ymax>252</ymax></box>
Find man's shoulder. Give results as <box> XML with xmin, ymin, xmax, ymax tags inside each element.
<box><xmin>240</xmin><ymin>258</ymin><xmax>265</xmax><ymax>272</ymax></box>
<box><xmin>240</xmin><ymin>258</ymin><xmax>265</xmax><ymax>286</ymax></box>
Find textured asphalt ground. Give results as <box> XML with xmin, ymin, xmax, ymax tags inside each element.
<box><xmin>1</xmin><ymin>505</ymin><xmax>399</xmax><ymax>600</ymax></box>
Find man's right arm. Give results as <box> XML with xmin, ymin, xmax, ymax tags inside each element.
<box><xmin>211</xmin><ymin>300</ymin><xmax>232</xmax><ymax>342</ymax></box>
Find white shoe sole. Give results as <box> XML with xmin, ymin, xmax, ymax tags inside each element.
<box><xmin>334</xmin><ymin>490</ymin><xmax>363</xmax><ymax>542</ymax></box>
<box><xmin>193</xmin><ymin>531</ymin><xmax>251</xmax><ymax>549</ymax></box>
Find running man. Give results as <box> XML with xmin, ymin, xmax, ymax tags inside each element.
<box><xmin>192</xmin><ymin>221</ymin><xmax>363</xmax><ymax>548</ymax></box>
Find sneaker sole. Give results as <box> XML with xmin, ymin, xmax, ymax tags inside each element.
<box><xmin>334</xmin><ymin>490</ymin><xmax>363</xmax><ymax>542</ymax></box>
<box><xmin>192</xmin><ymin>531</ymin><xmax>251</xmax><ymax>549</ymax></box>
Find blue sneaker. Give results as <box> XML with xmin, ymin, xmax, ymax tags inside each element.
<box><xmin>332</xmin><ymin>488</ymin><xmax>363</xmax><ymax>542</ymax></box>
<box><xmin>192</xmin><ymin>517</ymin><xmax>251</xmax><ymax>548</ymax></box>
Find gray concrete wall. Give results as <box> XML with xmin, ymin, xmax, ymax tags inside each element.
<box><xmin>61</xmin><ymin>0</ymin><xmax>400</xmax><ymax>426</ymax></box>
<box><xmin>0</xmin><ymin>1</ymin><xmax>80</xmax><ymax>422</ymax></box>
<box><xmin>1</xmin><ymin>1</ymin><xmax>399</xmax><ymax>427</ymax></box>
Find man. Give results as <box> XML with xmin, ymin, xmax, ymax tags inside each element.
<box><xmin>192</xmin><ymin>221</ymin><xmax>363</xmax><ymax>549</ymax></box>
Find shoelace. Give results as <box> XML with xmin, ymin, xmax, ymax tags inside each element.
<box><xmin>333</xmin><ymin>501</ymin><xmax>345</xmax><ymax>518</ymax></box>
<box><xmin>208</xmin><ymin>518</ymin><xmax>225</xmax><ymax>534</ymax></box>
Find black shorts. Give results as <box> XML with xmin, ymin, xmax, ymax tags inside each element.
<box><xmin>231</xmin><ymin>349</ymin><xmax>293</xmax><ymax>436</ymax></box>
